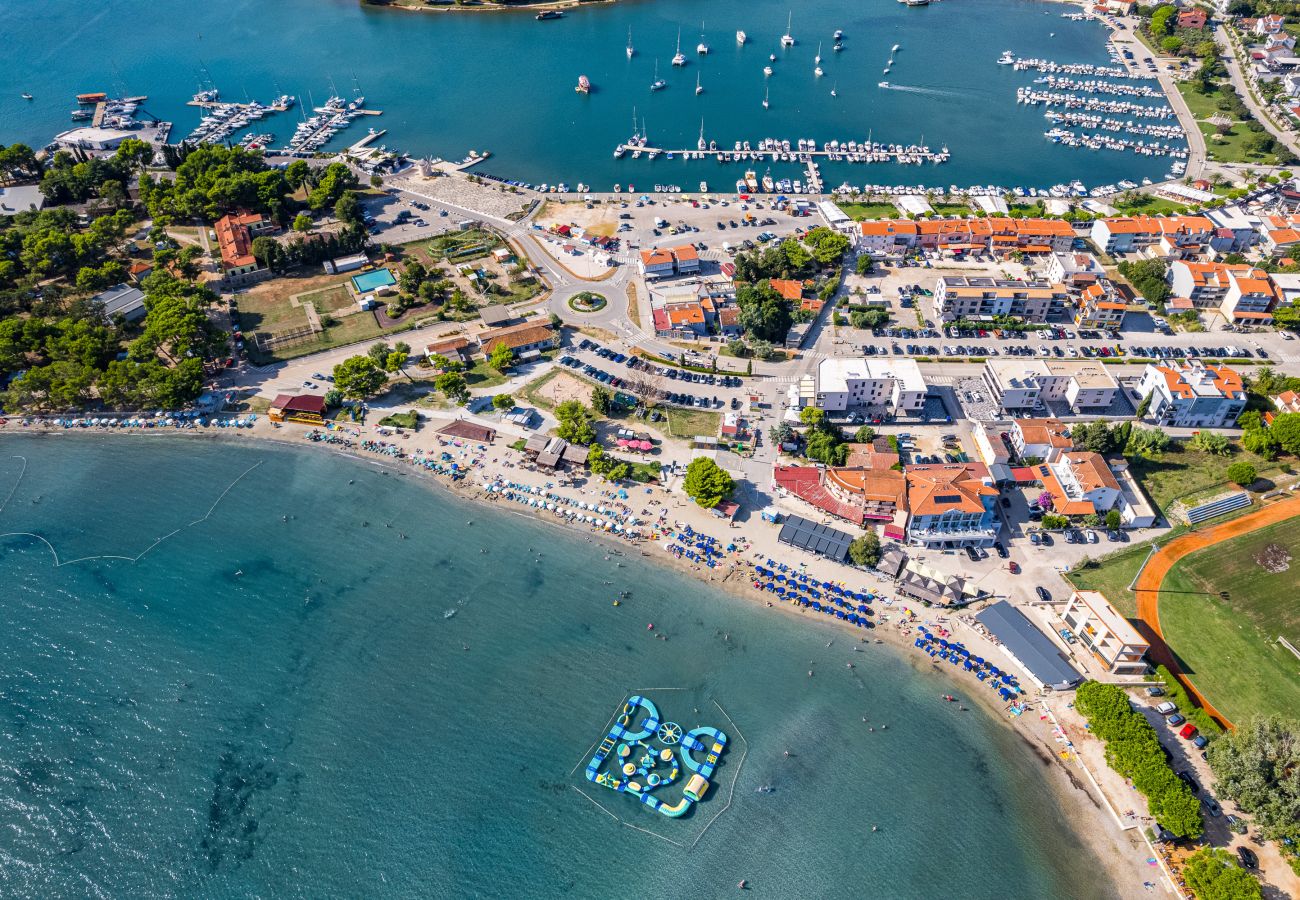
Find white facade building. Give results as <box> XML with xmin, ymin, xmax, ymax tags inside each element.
<box><xmin>814</xmin><ymin>358</ymin><xmax>927</xmax><ymax>415</ymax></box>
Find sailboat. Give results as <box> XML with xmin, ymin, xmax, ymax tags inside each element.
<box><xmin>815</xmin><ymin>65</ymin><xmax>824</xmax><ymax>77</ymax></box>
<box><xmin>650</xmin><ymin>61</ymin><xmax>666</xmax><ymax>91</ymax></box>
<box><xmin>697</xmin><ymin>21</ymin><xmax>710</xmax><ymax>54</ymax></box>
<box><xmin>815</xmin><ymin>42</ymin><xmax>823</xmax><ymax>65</ymax></box>
<box><xmin>762</xmin><ymin>86</ymin><xmax>769</xmax><ymax>109</ymax></box>
<box><xmin>672</xmin><ymin>29</ymin><xmax>686</xmax><ymax>66</ymax></box>
<box><xmin>698</xmin><ymin>119</ymin><xmax>707</xmax><ymax>151</ymax></box>
<box><xmin>627</xmin><ymin>27</ymin><xmax>634</xmax><ymax>59</ymax></box>
<box><xmin>695</xmin><ymin>72</ymin><xmax>704</xmax><ymax>95</ymax></box>
<box><xmin>831</xmin><ymin>82</ymin><xmax>838</xmax><ymax>97</ymax></box>
<box><xmin>781</xmin><ymin>11</ymin><xmax>795</xmax><ymax>47</ymax></box>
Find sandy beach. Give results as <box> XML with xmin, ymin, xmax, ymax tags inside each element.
<box><xmin>0</xmin><ymin>412</ymin><xmax>1164</xmax><ymax>896</ymax></box>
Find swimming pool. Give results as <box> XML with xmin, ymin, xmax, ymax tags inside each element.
<box><xmin>351</xmin><ymin>268</ymin><xmax>396</xmax><ymax>293</ymax></box>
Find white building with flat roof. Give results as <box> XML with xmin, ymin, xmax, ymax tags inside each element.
<box><xmin>981</xmin><ymin>359</ymin><xmax>1118</xmax><ymax>415</ymax></box>
<box><xmin>1063</xmin><ymin>590</ymin><xmax>1150</xmax><ymax>675</ymax></box>
<box><xmin>814</xmin><ymin>358</ymin><xmax>927</xmax><ymax>415</ymax></box>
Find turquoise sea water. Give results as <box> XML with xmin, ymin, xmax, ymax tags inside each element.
<box><xmin>0</xmin><ymin>435</ymin><xmax>1116</xmax><ymax>897</ymax></box>
<box><xmin>0</xmin><ymin>0</ymin><xmax>1176</xmax><ymax>191</ymax></box>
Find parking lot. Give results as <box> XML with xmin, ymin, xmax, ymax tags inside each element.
<box><xmin>359</xmin><ymin>192</ymin><xmax>458</xmax><ymax>245</ymax></box>
<box><xmin>558</xmin><ymin>336</ymin><xmax>749</xmax><ymax>411</ymax></box>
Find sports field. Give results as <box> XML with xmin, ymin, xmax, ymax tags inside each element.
<box><xmin>1157</xmin><ymin>518</ymin><xmax>1300</xmax><ymax>724</ymax></box>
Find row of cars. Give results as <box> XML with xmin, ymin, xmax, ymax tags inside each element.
<box><xmin>561</xmin><ymin>341</ymin><xmax>732</xmax><ymax>409</ymax></box>
<box><xmin>1128</xmin><ymin>344</ymin><xmax>1263</xmax><ymax>360</ymax></box>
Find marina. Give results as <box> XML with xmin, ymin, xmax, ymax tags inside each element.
<box><xmin>615</xmin><ymin>135</ymin><xmax>951</xmax><ymax>167</ymax></box>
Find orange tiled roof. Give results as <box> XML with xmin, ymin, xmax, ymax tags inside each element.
<box><xmin>1065</xmin><ymin>451</ymin><xmax>1120</xmax><ymax>493</ymax></box>
<box><xmin>214</xmin><ymin>211</ymin><xmax>264</xmax><ymax>269</ymax></box>
<box><xmin>770</xmin><ymin>278</ymin><xmax>805</xmax><ymax>301</ymax></box>
<box><xmin>905</xmin><ymin>464</ymin><xmax>996</xmax><ymax>516</ymax></box>
<box><xmin>640</xmin><ymin>248</ymin><xmax>674</xmax><ymax>267</ymax></box>
<box><xmin>1014</xmin><ymin>418</ymin><xmax>1073</xmax><ymax>449</ymax></box>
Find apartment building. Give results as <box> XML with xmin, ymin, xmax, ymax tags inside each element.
<box><xmin>1063</xmin><ymin>590</ymin><xmax>1150</xmax><ymax>676</ymax></box>
<box><xmin>1089</xmin><ymin>215</ymin><xmax>1213</xmax><ymax>257</ymax></box>
<box><xmin>982</xmin><ymin>359</ymin><xmax>1119</xmax><ymax>414</ymax></box>
<box><xmin>1219</xmin><ymin>267</ymin><xmax>1280</xmax><ymax>325</ymax></box>
<box><xmin>1074</xmin><ymin>282</ymin><xmax>1128</xmax><ymax>330</ymax></box>
<box><xmin>1137</xmin><ymin>361</ymin><xmax>1246</xmax><ymax>428</ymax></box>
<box><xmin>1167</xmin><ymin>261</ymin><xmax>1253</xmax><ymax>310</ymax></box>
<box><xmin>814</xmin><ymin>358</ymin><xmax>927</xmax><ymax>415</ymax></box>
<box><xmin>904</xmin><ymin>464</ymin><xmax>1000</xmax><ymax>549</ymax></box>
<box><xmin>1009</xmin><ymin>418</ymin><xmax>1074</xmax><ymax>462</ymax></box>
<box><xmin>933</xmin><ymin>276</ymin><xmax>1067</xmax><ymax>323</ymax></box>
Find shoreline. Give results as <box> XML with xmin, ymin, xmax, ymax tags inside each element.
<box><xmin>1</xmin><ymin>419</ymin><xmax>1145</xmax><ymax>895</ymax></box>
<box><xmin>372</xmin><ymin>0</ymin><xmax>616</xmax><ymax>15</ymax></box>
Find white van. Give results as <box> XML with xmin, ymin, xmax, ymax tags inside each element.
<box><xmin>1154</xmin><ymin>701</ymin><xmax>1177</xmax><ymax>715</ymax></box>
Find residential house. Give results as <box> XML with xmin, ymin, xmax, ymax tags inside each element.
<box><xmin>933</xmin><ymin>276</ymin><xmax>1067</xmax><ymax>323</ymax></box>
<box><xmin>1260</xmin><ymin>214</ymin><xmax>1300</xmax><ymax>255</ymax></box>
<box><xmin>1089</xmin><ymin>215</ymin><xmax>1213</xmax><ymax>257</ymax></box>
<box><xmin>1063</xmin><ymin>590</ymin><xmax>1151</xmax><ymax>676</ymax></box>
<box><xmin>425</xmin><ymin>337</ymin><xmax>474</xmax><ymax>366</ymax></box>
<box><xmin>769</xmin><ymin>278</ymin><xmax>807</xmax><ymax>304</ymax></box>
<box><xmin>92</xmin><ymin>283</ymin><xmax>147</xmax><ymax>323</ymax></box>
<box><xmin>813</xmin><ymin>357</ymin><xmax>928</xmax><ymax>415</ymax></box>
<box><xmin>1255</xmin><ymin>14</ymin><xmax>1285</xmax><ymax>36</ymax></box>
<box><xmin>857</xmin><ymin>219</ymin><xmax>919</xmax><ymax>255</ymax></box>
<box><xmin>1045</xmin><ymin>251</ymin><xmax>1105</xmax><ymax>288</ymax></box>
<box><xmin>1037</xmin><ymin>451</ymin><xmax>1122</xmax><ymax>517</ymax></box>
<box><xmin>1205</xmin><ymin>206</ymin><xmax>1263</xmax><ymax>253</ymax></box>
<box><xmin>904</xmin><ymin>463</ymin><xmax>1000</xmax><ymax>549</ymax></box>
<box><xmin>1274</xmin><ymin>390</ymin><xmax>1300</xmax><ymax>415</ymax></box>
<box><xmin>0</xmin><ymin>184</ymin><xmax>45</xmax><ymax>217</ymax></box>
<box><xmin>1178</xmin><ymin>8</ymin><xmax>1208</xmax><ymax>28</ymax></box>
<box><xmin>1137</xmin><ymin>361</ymin><xmax>1246</xmax><ymax>428</ymax></box>
<box><xmin>1219</xmin><ymin>267</ymin><xmax>1280</xmax><ymax>325</ymax></box>
<box><xmin>1074</xmin><ymin>281</ymin><xmax>1129</xmax><ymax>330</ymax></box>
<box><xmin>1167</xmin><ymin>260</ymin><xmax>1253</xmax><ymax>310</ymax></box>
<box><xmin>663</xmin><ymin>301</ymin><xmax>708</xmax><ymax>337</ymax></box>
<box><xmin>478</xmin><ymin>320</ymin><xmax>558</xmax><ymax>358</ymax></box>
<box><xmin>638</xmin><ymin>248</ymin><xmax>676</xmax><ymax>278</ymax></box>
<box><xmin>1010</xmin><ymin>418</ymin><xmax>1074</xmax><ymax>462</ymax></box>
<box><xmin>215</xmin><ymin>211</ymin><xmax>276</xmax><ymax>286</ymax></box>
<box><xmin>771</xmin><ymin>464</ymin><xmax>908</xmax><ymax>532</ymax></box>
<box><xmin>717</xmin><ymin>306</ymin><xmax>742</xmax><ymax>336</ymax></box>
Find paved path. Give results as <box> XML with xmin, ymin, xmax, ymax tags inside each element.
<box><xmin>1133</xmin><ymin>493</ymin><xmax>1300</xmax><ymax>729</ymax></box>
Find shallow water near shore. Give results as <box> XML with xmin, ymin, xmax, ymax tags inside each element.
<box><xmin>0</xmin><ymin>0</ymin><xmax>1174</xmax><ymax>190</ymax></box>
<box><xmin>0</xmin><ymin>434</ymin><xmax>1114</xmax><ymax>897</ymax></box>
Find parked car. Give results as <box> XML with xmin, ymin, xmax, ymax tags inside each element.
<box><xmin>1237</xmin><ymin>846</ymin><xmax>1258</xmax><ymax>869</ymax></box>
<box><xmin>1145</xmin><ymin>686</ymin><xmax>1165</xmax><ymax>697</ymax></box>
<box><xmin>1179</xmin><ymin>723</ymin><xmax>1198</xmax><ymax>740</ymax></box>
<box><xmin>1166</xmin><ymin>713</ymin><xmax>1186</xmax><ymax>727</ymax></box>
<box><xmin>1177</xmin><ymin>771</ymin><xmax>1200</xmax><ymax>794</ymax></box>
<box><xmin>1035</xmin><ymin>586</ymin><xmax>1051</xmax><ymax>602</ymax></box>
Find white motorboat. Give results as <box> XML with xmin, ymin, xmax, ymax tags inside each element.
<box><xmin>737</xmin><ymin>30</ymin><xmax>747</xmax><ymax>45</ymax></box>
<box><xmin>764</xmin><ymin>65</ymin><xmax>773</xmax><ymax>76</ymax></box>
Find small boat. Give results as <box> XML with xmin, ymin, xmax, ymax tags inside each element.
<box><xmin>764</xmin><ymin>65</ymin><xmax>773</xmax><ymax>77</ymax></box>
<box><xmin>673</xmin><ymin>29</ymin><xmax>686</xmax><ymax>66</ymax></box>
<box><xmin>831</xmin><ymin>82</ymin><xmax>838</xmax><ymax>97</ymax></box>
<box><xmin>781</xmin><ymin>11</ymin><xmax>795</xmax><ymax>47</ymax></box>
<box><xmin>651</xmin><ymin>60</ymin><xmax>666</xmax><ymax>91</ymax></box>
<box><xmin>834</xmin><ymin>29</ymin><xmax>844</xmax><ymax>39</ymax></box>
<box><xmin>815</xmin><ymin>43</ymin><xmax>822</xmax><ymax>65</ymax></box>
<box><xmin>893</xmin><ymin>43</ymin><xmax>901</xmax><ymax>52</ymax></box>
<box><xmin>878</xmin><ymin>81</ymin><xmax>889</xmax><ymax>88</ymax></box>
<box><xmin>70</xmin><ymin>109</ymin><xmax>92</xmax><ymax>120</ymax></box>
<box><xmin>576</xmin><ymin>75</ymin><xmax>591</xmax><ymax>94</ymax></box>
<box><xmin>627</xmin><ymin>27</ymin><xmax>635</xmax><ymax>59</ymax></box>
<box><xmin>695</xmin><ymin>73</ymin><xmax>703</xmax><ymax>95</ymax></box>
<box><xmin>834</xmin><ymin>41</ymin><xmax>843</xmax><ymax>52</ymax></box>
<box><xmin>21</xmin><ymin>92</ymin><xmax>34</xmax><ymax>101</ymax></box>
<box><xmin>736</xmin><ymin>30</ymin><xmax>747</xmax><ymax>45</ymax></box>
<box><xmin>535</xmin><ymin>9</ymin><xmax>563</xmax><ymax>20</ymax></box>
<box><xmin>998</xmin><ymin>50</ymin><xmax>1014</xmax><ymax>65</ymax></box>
<box><xmin>769</xmin><ymin>53</ymin><xmax>777</xmax><ymax>62</ymax></box>
<box><xmin>762</xmin><ymin>87</ymin><xmax>769</xmax><ymax>109</ymax></box>
<box><xmin>883</xmin><ymin>67</ymin><xmax>890</xmax><ymax>74</ymax></box>
<box><xmin>815</xmin><ymin>66</ymin><xmax>824</xmax><ymax>77</ymax></box>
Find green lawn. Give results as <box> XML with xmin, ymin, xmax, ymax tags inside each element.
<box><xmin>428</xmin><ymin>228</ymin><xmax>502</xmax><ymax>262</ymax></box>
<box><xmin>1112</xmin><ymin>195</ymin><xmax>1192</xmax><ymax>217</ymax></box>
<box><xmin>1177</xmin><ymin>82</ymin><xmax>1230</xmax><ymax>122</ymax></box>
<box><xmin>1128</xmin><ymin>442</ymin><xmax>1290</xmax><ymax>513</ymax></box>
<box><xmin>930</xmin><ymin>202</ymin><xmax>971</xmax><ymax>217</ymax></box>
<box><xmin>463</xmin><ymin>357</ymin><xmax>512</xmax><ymax>391</ymax></box>
<box><xmin>1200</xmin><ymin>122</ymin><xmax>1286</xmax><ymax>166</ymax></box>
<box><xmin>1066</xmin><ymin>544</ymin><xmax>1155</xmax><ymax>618</ymax></box>
<box><xmin>837</xmin><ymin>202</ymin><xmax>901</xmax><ymax>221</ymax></box>
<box><xmin>1158</xmin><ymin>520</ymin><xmax>1300</xmax><ymax>722</ymax></box>
<box><xmin>235</xmin><ymin>290</ymin><xmax>313</xmax><ymax>336</ymax></box>
<box><xmin>663</xmin><ymin>406</ymin><xmax>721</xmax><ymax>439</ymax></box>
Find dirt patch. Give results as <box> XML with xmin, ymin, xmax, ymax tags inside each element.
<box><xmin>535</xmin><ymin>200</ymin><xmax>617</xmax><ymax>237</ymax></box>
<box><xmin>1255</xmin><ymin>542</ymin><xmax>1292</xmax><ymax>574</ymax></box>
<box><xmin>532</xmin><ymin>370</ymin><xmax>591</xmax><ymax>409</ymax></box>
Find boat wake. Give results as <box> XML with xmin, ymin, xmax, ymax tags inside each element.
<box><xmin>879</xmin><ymin>83</ymin><xmax>966</xmax><ymax>99</ymax></box>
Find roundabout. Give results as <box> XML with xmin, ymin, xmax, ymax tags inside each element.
<box><xmin>567</xmin><ymin>291</ymin><xmax>608</xmax><ymax>313</ymax></box>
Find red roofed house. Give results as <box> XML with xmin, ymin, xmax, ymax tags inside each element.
<box><xmin>269</xmin><ymin>394</ymin><xmax>327</xmax><ymax>425</ymax></box>
<box><xmin>771</xmin><ymin>464</ymin><xmax>907</xmax><ymax>529</ymax></box>
<box><xmin>1036</xmin><ymin>452</ymin><xmax>1122</xmax><ymax>518</ymax></box>
<box><xmin>1178</xmin><ymin>8</ymin><xmax>1207</xmax><ymax>29</ymax></box>
<box><xmin>1075</xmin><ymin>281</ymin><xmax>1129</xmax><ymax>330</ymax></box>
<box><xmin>1219</xmin><ymin>268</ymin><xmax>1280</xmax><ymax>325</ymax></box>
<box><xmin>1273</xmin><ymin>390</ymin><xmax>1300</xmax><ymax>419</ymax></box>
<box><xmin>904</xmin><ymin>464</ymin><xmax>1000</xmax><ymax>549</ymax></box>
<box><xmin>769</xmin><ymin>278</ymin><xmax>806</xmax><ymax>302</ymax></box>
<box><xmin>215</xmin><ymin>211</ymin><xmax>276</xmax><ymax>286</ymax></box>
<box><xmin>1137</xmin><ymin>361</ymin><xmax>1246</xmax><ymax>428</ymax></box>
<box><xmin>639</xmin><ymin>248</ymin><xmax>676</xmax><ymax>278</ymax></box>
<box><xmin>1256</xmin><ymin>14</ymin><xmax>1285</xmax><ymax>36</ymax></box>
<box><xmin>1010</xmin><ymin>418</ymin><xmax>1074</xmax><ymax>463</ymax></box>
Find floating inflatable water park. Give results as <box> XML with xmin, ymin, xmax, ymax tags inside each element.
<box><xmin>584</xmin><ymin>695</ymin><xmax>728</xmax><ymax>818</ymax></box>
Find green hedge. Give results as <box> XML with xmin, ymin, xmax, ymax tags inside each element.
<box><xmin>1075</xmin><ymin>681</ymin><xmax>1204</xmax><ymax>838</ymax></box>
<box><xmin>1146</xmin><ymin>665</ymin><xmax>1224</xmax><ymax>737</ymax></box>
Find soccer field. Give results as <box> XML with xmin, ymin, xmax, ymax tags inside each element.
<box><xmin>1158</xmin><ymin>519</ymin><xmax>1300</xmax><ymax>723</ymax></box>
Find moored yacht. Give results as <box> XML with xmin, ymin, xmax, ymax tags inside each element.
<box><xmin>736</xmin><ymin>30</ymin><xmax>747</xmax><ymax>45</ymax></box>
<box><xmin>781</xmin><ymin>11</ymin><xmax>795</xmax><ymax>47</ymax></box>
<box><xmin>673</xmin><ymin>30</ymin><xmax>687</xmax><ymax>66</ymax></box>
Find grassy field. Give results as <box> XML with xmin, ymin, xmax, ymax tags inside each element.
<box><xmin>1066</xmin><ymin>543</ymin><xmax>1154</xmax><ymax>618</ymax></box>
<box><xmin>837</xmin><ymin>202</ymin><xmax>901</xmax><ymax>221</ymax></box>
<box><xmin>1177</xmin><ymin>82</ymin><xmax>1226</xmax><ymax>121</ymax></box>
<box><xmin>664</xmin><ymin>406</ymin><xmax>721</xmax><ymax>439</ymax></box>
<box><xmin>930</xmin><ymin>202</ymin><xmax>971</xmax><ymax>217</ymax></box>
<box><xmin>1158</xmin><ymin>520</ymin><xmax>1300</xmax><ymax>722</ymax></box>
<box><xmin>1200</xmin><ymin>122</ymin><xmax>1286</xmax><ymax>166</ymax></box>
<box><xmin>1128</xmin><ymin>441</ymin><xmax>1290</xmax><ymax>513</ymax></box>
<box><xmin>297</xmin><ymin>284</ymin><xmax>355</xmax><ymax>316</ymax></box>
<box><xmin>1112</xmin><ymin>195</ymin><xmax>1191</xmax><ymax>217</ymax></box>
